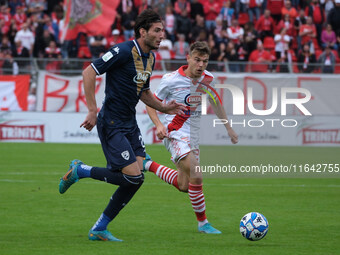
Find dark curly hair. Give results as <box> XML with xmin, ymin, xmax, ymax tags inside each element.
<box><xmin>134</xmin><ymin>9</ymin><xmax>162</xmax><ymax>39</ymax></box>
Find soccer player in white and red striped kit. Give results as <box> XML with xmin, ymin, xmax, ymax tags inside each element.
<box><xmin>144</xmin><ymin>41</ymin><xmax>238</xmax><ymax>234</ymax></box>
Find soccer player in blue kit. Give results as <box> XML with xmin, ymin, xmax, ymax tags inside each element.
<box><xmin>58</xmin><ymin>9</ymin><xmax>185</xmax><ymax>242</ymax></box>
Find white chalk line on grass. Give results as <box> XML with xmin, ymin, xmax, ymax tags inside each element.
<box><xmin>1</xmin><ymin>178</ymin><xmax>340</xmax><ymax>188</ymax></box>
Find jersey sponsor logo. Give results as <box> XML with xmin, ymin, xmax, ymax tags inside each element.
<box><xmin>121</xmin><ymin>150</ymin><xmax>130</xmax><ymax>160</ymax></box>
<box><xmin>102</xmin><ymin>51</ymin><xmax>113</xmax><ymax>62</ymax></box>
<box><xmin>184</xmin><ymin>93</ymin><xmax>201</xmax><ymax>107</ymax></box>
<box><xmin>133</xmin><ymin>71</ymin><xmax>151</xmax><ymax>84</ymax></box>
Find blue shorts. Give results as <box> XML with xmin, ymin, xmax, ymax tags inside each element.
<box><xmin>96</xmin><ymin>118</ymin><xmax>146</xmax><ymax>171</ymax></box>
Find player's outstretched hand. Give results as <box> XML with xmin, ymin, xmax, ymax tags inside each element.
<box><xmin>228</xmin><ymin>128</ymin><xmax>238</xmax><ymax>144</ymax></box>
<box><xmin>80</xmin><ymin>111</ymin><xmax>97</xmax><ymax>131</ymax></box>
<box><xmin>156</xmin><ymin>124</ymin><xmax>168</xmax><ymax>140</ymax></box>
<box><xmin>165</xmin><ymin>100</ymin><xmax>187</xmax><ymax>115</ymax></box>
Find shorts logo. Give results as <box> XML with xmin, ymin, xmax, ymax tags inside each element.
<box><xmin>121</xmin><ymin>150</ymin><xmax>130</xmax><ymax>160</ymax></box>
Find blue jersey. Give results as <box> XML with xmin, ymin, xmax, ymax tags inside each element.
<box><xmin>91</xmin><ymin>40</ymin><xmax>155</xmax><ymax>128</ymax></box>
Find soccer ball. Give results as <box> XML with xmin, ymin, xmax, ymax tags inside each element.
<box><xmin>239</xmin><ymin>212</ymin><xmax>269</xmax><ymax>241</ymax></box>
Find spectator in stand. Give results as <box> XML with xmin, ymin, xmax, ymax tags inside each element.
<box><xmin>243</xmin><ymin>22</ymin><xmax>258</xmax><ymax>54</ymax></box>
<box><xmin>274</xmin><ymin>28</ymin><xmax>291</xmax><ymax>72</ymax></box>
<box><xmin>174</xmin><ymin>0</ymin><xmax>191</xmax><ymax>16</ymax></box>
<box><xmin>173</xmin><ymin>33</ymin><xmax>190</xmax><ymax>60</ymax></box>
<box><xmin>225</xmin><ymin>41</ymin><xmax>240</xmax><ymax>72</ymax></box>
<box><xmin>136</xmin><ymin>0</ymin><xmax>149</xmax><ymax>14</ymax></box>
<box><xmin>14</xmin><ymin>22</ymin><xmax>35</xmax><ymax>56</ymax></box>
<box><xmin>327</xmin><ymin>0</ymin><xmax>340</xmax><ymax>36</ymax></box>
<box><xmin>89</xmin><ymin>34</ymin><xmax>107</xmax><ymax>59</ymax></box>
<box><xmin>276</xmin><ymin>14</ymin><xmax>295</xmax><ymax>37</ymax></box>
<box><xmin>237</xmin><ymin>42</ymin><xmax>249</xmax><ymax>72</ymax></box>
<box><xmin>266</xmin><ymin>0</ymin><xmax>284</xmax><ymax>23</ymax></box>
<box><xmin>158</xmin><ymin>37</ymin><xmax>173</xmax><ymax>61</ymax></box>
<box><xmin>241</xmin><ymin>0</ymin><xmax>262</xmax><ymax>23</ymax></box>
<box><xmin>175</xmin><ymin>9</ymin><xmax>192</xmax><ymax>42</ymax></box>
<box><xmin>318</xmin><ymin>45</ymin><xmax>336</xmax><ymax>73</ymax></box>
<box><xmin>297</xmin><ymin>43</ymin><xmax>316</xmax><ymax>73</ymax></box>
<box><xmin>305</xmin><ymin>0</ymin><xmax>325</xmax><ymax>47</ymax></box>
<box><xmin>51</xmin><ymin>4</ymin><xmax>64</xmax><ymax>26</ymax></box>
<box><xmin>121</xmin><ymin>5</ymin><xmax>137</xmax><ymax>41</ymax></box>
<box><xmin>203</xmin><ymin>0</ymin><xmax>221</xmax><ymax>31</ymax></box>
<box><xmin>158</xmin><ymin>38</ymin><xmax>173</xmax><ymax>70</ymax></box>
<box><xmin>227</xmin><ymin>18</ymin><xmax>244</xmax><ymax>46</ymax></box>
<box><xmin>208</xmin><ymin>37</ymin><xmax>220</xmax><ymax>71</ymax></box>
<box><xmin>8</xmin><ymin>0</ymin><xmax>23</xmax><ymax>15</ymax></box>
<box><xmin>190</xmin><ymin>0</ymin><xmax>204</xmax><ymax>21</ymax></box>
<box><xmin>13</xmin><ymin>39</ymin><xmax>30</xmax><ymax>70</ymax></box>
<box><xmin>165</xmin><ymin>4</ymin><xmax>176</xmax><ymax>43</ymax></box>
<box><xmin>43</xmin><ymin>16</ymin><xmax>59</xmax><ymax>43</ymax></box>
<box><xmin>13</xmin><ymin>5</ymin><xmax>27</xmax><ymax>30</ymax></box>
<box><xmin>321</xmin><ymin>24</ymin><xmax>337</xmax><ymax>50</ymax></box>
<box><xmin>294</xmin><ymin>9</ymin><xmax>306</xmax><ymax>51</ymax></box>
<box><xmin>116</xmin><ymin>0</ymin><xmax>134</xmax><ymax>29</ymax></box>
<box><xmin>215</xmin><ymin>41</ymin><xmax>227</xmax><ymax>71</ymax></box>
<box><xmin>153</xmin><ymin>0</ymin><xmax>169</xmax><ymax>19</ymax></box>
<box><xmin>117</xmin><ymin>0</ymin><xmax>134</xmax><ymax>17</ymax></box>
<box><xmin>107</xmin><ymin>29</ymin><xmax>124</xmax><ymax>49</ymax></box>
<box><xmin>0</xmin><ymin>5</ymin><xmax>12</xmax><ymax>31</ymax></box>
<box><xmin>190</xmin><ymin>14</ymin><xmax>206</xmax><ymax>42</ymax></box>
<box><xmin>34</xmin><ymin>28</ymin><xmax>55</xmax><ymax>57</ymax></box>
<box><xmin>299</xmin><ymin>16</ymin><xmax>317</xmax><ymax>53</ymax></box>
<box><xmin>0</xmin><ymin>36</ymin><xmax>14</xmax><ymax>53</ymax></box>
<box><xmin>255</xmin><ymin>9</ymin><xmax>275</xmax><ymax>40</ymax></box>
<box><xmin>214</xmin><ymin>16</ymin><xmax>226</xmax><ymax>44</ymax></box>
<box><xmin>44</xmin><ymin>40</ymin><xmax>61</xmax><ymax>58</ymax></box>
<box><xmin>219</xmin><ymin>0</ymin><xmax>234</xmax><ymax>28</ymax></box>
<box><xmin>249</xmin><ymin>41</ymin><xmax>272</xmax><ymax>72</ymax></box>
<box><xmin>1</xmin><ymin>49</ymin><xmax>19</xmax><ymax>75</ymax></box>
<box><xmin>0</xmin><ymin>19</ymin><xmax>7</xmax><ymax>42</ymax></box>
<box><xmin>281</xmin><ymin>0</ymin><xmax>297</xmax><ymax>22</ymax></box>
<box><xmin>324</xmin><ymin>0</ymin><xmax>334</xmax><ymax>19</ymax></box>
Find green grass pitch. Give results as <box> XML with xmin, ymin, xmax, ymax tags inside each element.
<box><xmin>1</xmin><ymin>143</ymin><xmax>340</xmax><ymax>255</ymax></box>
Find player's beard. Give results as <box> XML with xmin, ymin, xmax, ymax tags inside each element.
<box><xmin>145</xmin><ymin>37</ymin><xmax>159</xmax><ymax>51</ymax></box>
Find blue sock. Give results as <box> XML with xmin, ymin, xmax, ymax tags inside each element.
<box><xmin>91</xmin><ymin>213</ymin><xmax>112</xmax><ymax>231</ymax></box>
<box><xmin>76</xmin><ymin>164</ymin><xmax>92</xmax><ymax>178</ymax></box>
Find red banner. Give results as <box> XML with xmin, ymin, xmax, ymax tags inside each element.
<box><xmin>61</xmin><ymin>0</ymin><xmax>119</xmax><ymax>41</ymax></box>
<box><xmin>0</xmin><ymin>75</ymin><xmax>30</xmax><ymax>111</ymax></box>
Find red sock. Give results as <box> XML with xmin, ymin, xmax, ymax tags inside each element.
<box><xmin>188</xmin><ymin>183</ymin><xmax>207</xmax><ymax>222</ymax></box>
<box><xmin>148</xmin><ymin>161</ymin><xmax>179</xmax><ymax>190</ymax></box>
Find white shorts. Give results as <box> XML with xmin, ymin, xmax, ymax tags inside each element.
<box><xmin>163</xmin><ymin>130</ymin><xmax>199</xmax><ymax>163</ymax></box>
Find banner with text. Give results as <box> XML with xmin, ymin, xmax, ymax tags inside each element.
<box><xmin>0</xmin><ymin>112</ymin><xmax>339</xmax><ymax>146</ymax></box>
<box><xmin>36</xmin><ymin>71</ymin><xmax>340</xmax><ymax>116</ymax></box>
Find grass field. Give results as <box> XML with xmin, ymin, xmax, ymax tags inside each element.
<box><xmin>1</xmin><ymin>143</ymin><xmax>340</xmax><ymax>255</ymax></box>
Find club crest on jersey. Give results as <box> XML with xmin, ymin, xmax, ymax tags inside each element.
<box><xmin>184</xmin><ymin>93</ymin><xmax>201</xmax><ymax>107</ymax></box>
<box><xmin>133</xmin><ymin>71</ymin><xmax>151</xmax><ymax>84</ymax></box>
<box><xmin>121</xmin><ymin>150</ymin><xmax>130</xmax><ymax>160</ymax></box>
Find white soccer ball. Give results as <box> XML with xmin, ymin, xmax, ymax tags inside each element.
<box><xmin>239</xmin><ymin>212</ymin><xmax>269</xmax><ymax>241</ymax></box>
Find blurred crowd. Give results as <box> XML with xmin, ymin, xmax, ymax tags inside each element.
<box><xmin>1</xmin><ymin>0</ymin><xmax>340</xmax><ymax>74</ymax></box>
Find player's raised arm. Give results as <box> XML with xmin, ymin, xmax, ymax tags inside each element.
<box><xmin>209</xmin><ymin>96</ymin><xmax>238</xmax><ymax>144</ymax></box>
<box><xmin>80</xmin><ymin>65</ymin><xmax>98</xmax><ymax>131</ymax></box>
<box><xmin>140</xmin><ymin>89</ymin><xmax>186</xmax><ymax>115</ymax></box>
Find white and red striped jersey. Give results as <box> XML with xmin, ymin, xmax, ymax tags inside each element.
<box><xmin>154</xmin><ymin>65</ymin><xmax>215</xmax><ymax>134</ymax></box>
